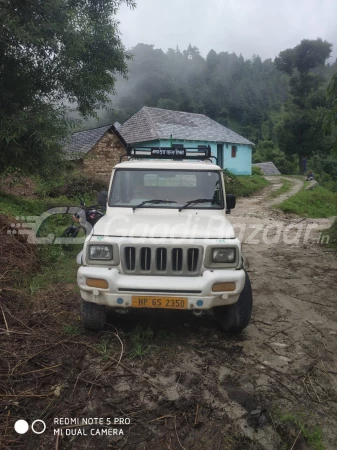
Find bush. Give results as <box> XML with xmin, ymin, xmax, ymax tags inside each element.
<box><xmin>308</xmin><ymin>155</ymin><xmax>337</xmax><ymax>192</ymax></box>
<box><xmin>253</xmin><ymin>140</ymin><xmax>297</xmax><ymax>174</ymax></box>
<box><xmin>223</xmin><ymin>169</ymin><xmax>270</xmax><ymax>197</ymax></box>
<box><xmin>252</xmin><ymin>150</ymin><xmax>263</xmax><ymax>163</ymax></box>
<box><xmin>252</xmin><ymin>166</ymin><xmax>263</xmax><ymax>175</ymax></box>
<box><xmin>36</xmin><ymin>172</ymin><xmax>108</xmax><ymax>198</ymax></box>
<box><xmin>0</xmin><ymin>214</ymin><xmax>38</xmax><ymax>295</ymax></box>
<box><xmin>0</xmin><ymin>103</ymin><xmax>69</xmax><ymax>177</ymax></box>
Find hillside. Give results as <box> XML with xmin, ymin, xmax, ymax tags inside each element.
<box><xmin>98</xmin><ymin>44</ymin><xmax>337</xmax><ymax>146</ymax></box>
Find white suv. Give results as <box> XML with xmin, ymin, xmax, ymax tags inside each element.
<box><xmin>77</xmin><ymin>146</ymin><xmax>252</xmax><ymax>332</ymax></box>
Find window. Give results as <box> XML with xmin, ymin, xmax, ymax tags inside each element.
<box><xmin>231</xmin><ymin>146</ymin><xmax>237</xmax><ymax>158</ymax></box>
<box><xmin>109</xmin><ymin>169</ymin><xmax>224</xmax><ymax>209</ymax></box>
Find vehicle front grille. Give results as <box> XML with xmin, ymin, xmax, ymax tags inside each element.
<box><xmin>172</xmin><ymin>248</ymin><xmax>183</xmax><ymax>271</ymax></box>
<box><xmin>125</xmin><ymin>247</ymin><xmax>136</xmax><ymax>271</ymax></box>
<box><xmin>121</xmin><ymin>245</ymin><xmax>203</xmax><ymax>276</ymax></box>
<box><xmin>156</xmin><ymin>247</ymin><xmax>167</xmax><ymax>271</ymax></box>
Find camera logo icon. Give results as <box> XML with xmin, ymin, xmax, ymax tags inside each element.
<box><xmin>14</xmin><ymin>419</ymin><xmax>46</xmax><ymax>434</ymax></box>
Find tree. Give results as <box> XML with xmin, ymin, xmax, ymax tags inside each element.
<box><xmin>183</xmin><ymin>44</ymin><xmax>201</xmax><ymax>60</ymax></box>
<box><xmin>275</xmin><ymin>39</ymin><xmax>332</xmax><ymax>76</ymax></box>
<box><xmin>277</xmin><ymin>108</ymin><xmax>326</xmax><ymax>156</ymax></box>
<box><xmin>323</xmin><ymin>72</ymin><xmax>337</xmax><ymax>133</ymax></box>
<box><xmin>206</xmin><ymin>49</ymin><xmax>218</xmax><ymax>71</ymax></box>
<box><xmin>0</xmin><ymin>0</ymin><xmax>135</xmax><ymax>173</ymax></box>
<box><xmin>275</xmin><ymin>39</ymin><xmax>333</xmax><ymax>171</ymax></box>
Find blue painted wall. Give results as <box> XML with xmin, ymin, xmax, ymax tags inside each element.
<box><xmin>223</xmin><ymin>144</ymin><xmax>252</xmax><ymax>175</ymax></box>
<box><xmin>131</xmin><ymin>139</ymin><xmax>252</xmax><ymax>175</ymax></box>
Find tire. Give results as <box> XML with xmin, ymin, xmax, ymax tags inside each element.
<box><xmin>213</xmin><ymin>271</ymin><xmax>253</xmax><ymax>332</ymax></box>
<box><xmin>81</xmin><ymin>300</ymin><xmax>106</xmax><ymax>331</ymax></box>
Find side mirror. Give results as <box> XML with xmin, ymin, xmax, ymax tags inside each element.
<box><xmin>226</xmin><ymin>194</ymin><xmax>236</xmax><ymax>213</ymax></box>
<box><xmin>97</xmin><ymin>190</ymin><xmax>108</xmax><ymax>207</ymax></box>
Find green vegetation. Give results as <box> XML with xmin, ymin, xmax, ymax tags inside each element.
<box><xmin>275</xmin><ymin>39</ymin><xmax>334</xmax><ymax>173</ymax></box>
<box><xmin>0</xmin><ymin>192</ymin><xmax>68</xmax><ymax>217</ymax></box>
<box><xmin>29</xmin><ymin>246</ymin><xmax>80</xmax><ymax>294</ymax></box>
<box><xmin>0</xmin><ymin>189</ymin><xmax>84</xmax><ymax>295</ymax></box>
<box><xmin>322</xmin><ymin>219</ymin><xmax>337</xmax><ymax>249</ymax></box>
<box><xmin>276</xmin><ymin>186</ymin><xmax>337</xmax><ymax>218</ymax></box>
<box><xmin>96</xmin><ymin>339</ymin><xmax>111</xmax><ymax>360</ymax></box>
<box><xmin>268</xmin><ymin>178</ymin><xmax>292</xmax><ymax>199</ymax></box>
<box><xmin>110</xmin><ymin>43</ymin><xmax>291</xmax><ymax>146</ymax></box>
<box><xmin>322</xmin><ymin>68</ymin><xmax>337</xmax><ymax>139</ymax></box>
<box><xmin>127</xmin><ymin>325</ymin><xmax>154</xmax><ymax>358</ymax></box>
<box><xmin>33</xmin><ymin>171</ymin><xmax>108</xmax><ymax>199</ymax></box>
<box><xmin>63</xmin><ymin>324</ymin><xmax>81</xmax><ymax>337</ymax></box>
<box><xmin>275</xmin><ymin>410</ymin><xmax>325</xmax><ymax>450</ymax></box>
<box><xmin>252</xmin><ymin>166</ymin><xmax>263</xmax><ymax>176</ymax></box>
<box><xmin>253</xmin><ymin>140</ymin><xmax>298</xmax><ymax>174</ymax></box>
<box><xmin>224</xmin><ymin>170</ymin><xmax>270</xmax><ymax>198</ymax></box>
<box><xmin>1</xmin><ymin>2</ymin><xmax>336</xmax><ymax>196</ymax></box>
<box><xmin>0</xmin><ymin>171</ymin><xmax>106</xmax><ymax>242</ymax></box>
<box><xmin>0</xmin><ymin>0</ymin><xmax>135</xmax><ymax>175</ymax></box>
<box><xmin>103</xmin><ymin>38</ymin><xmax>337</xmax><ymax>185</ymax></box>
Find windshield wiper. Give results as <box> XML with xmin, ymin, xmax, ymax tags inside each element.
<box><xmin>133</xmin><ymin>199</ymin><xmax>177</xmax><ymax>211</ymax></box>
<box><xmin>179</xmin><ymin>198</ymin><xmax>216</xmax><ymax>212</ymax></box>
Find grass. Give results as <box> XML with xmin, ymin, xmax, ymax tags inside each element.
<box><xmin>127</xmin><ymin>325</ymin><xmax>154</xmax><ymax>358</ymax></box>
<box><xmin>267</xmin><ymin>178</ymin><xmax>292</xmax><ymax>199</ymax></box>
<box><xmin>0</xmin><ymin>189</ymin><xmax>85</xmax><ymax>293</ymax></box>
<box><xmin>224</xmin><ymin>170</ymin><xmax>270</xmax><ymax>198</ymax></box>
<box><xmin>63</xmin><ymin>324</ymin><xmax>81</xmax><ymax>336</ymax></box>
<box><xmin>275</xmin><ymin>410</ymin><xmax>325</xmax><ymax>450</ymax></box>
<box><xmin>0</xmin><ymin>188</ymin><xmax>98</xmax><ymax>298</ymax></box>
<box><xmin>28</xmin><ymin>246</ymin><xmax>80</xmax><ymax>294</ymax></box>
<box><xmin>322</xmin><ymin>219</ymin><xmax>337</xmax><ymax>249</ymax></box>
<box><xmin>0</xmin><ymin>191</ymin><xmax>74</xmax><ymax>216</ymax></box>
<box><xmin>96</xmin><ymin>339</ymin><xmax>111</xmax><ymax>360</ymax></box>
<box><xmin>276</xmin><ymin>186</ymin><xmax>337</xmax><ymax>218</ymax></box>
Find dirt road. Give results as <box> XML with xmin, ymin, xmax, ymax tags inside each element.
<box><xmin>2</xmin><ymin>177</ymin><xmax>337</xmax><ymax>450</ymax></box>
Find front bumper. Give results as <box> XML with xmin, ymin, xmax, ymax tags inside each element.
<box><xmin>77</xmin><ymin>267</ymin><xmax>246</xmax><ymax>310</ymax></box>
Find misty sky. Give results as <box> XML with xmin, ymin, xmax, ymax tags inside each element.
<box><xmin>118</xmin><ymin>0</ymin><xmax>337</xmax><ymax>61</ymax></box>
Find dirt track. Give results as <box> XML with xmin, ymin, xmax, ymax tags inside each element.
<box><xmin>1</xmin><ymin>177</ymin><xmax>337</xmax><ymax>450</ymax></box>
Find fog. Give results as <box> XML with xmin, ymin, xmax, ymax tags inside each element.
<box><xmin>118</xmin><ymin>0</ymin><xmax>337</xmax><ymax>61</ymax></box>
<box><xmin>75</xmin><ymin>0</ymin><xmax>337</xmax><ymax>129</ymax></box>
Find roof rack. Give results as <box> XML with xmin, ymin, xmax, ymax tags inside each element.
<box><xmin>120</xmin><ymin>145</ymin><xmax>217</xmax><ymax>163</ymax></box>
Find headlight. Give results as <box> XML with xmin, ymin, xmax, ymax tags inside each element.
<box><xmin>89</xmin><ymin>245</ymin><xmax>113</xmax><ymax>260</ymax></box>
<box><xmin>212</xmin><ymin>248</ymin><xmax>236</xmax><ymax>263</ymax></box>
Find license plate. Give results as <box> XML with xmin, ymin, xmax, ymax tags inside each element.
<box><xmin>131</xmin><ymin>296</ymin><xmax>188</xmax><ymax>309</ymax></box>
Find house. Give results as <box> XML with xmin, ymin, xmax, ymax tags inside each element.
<box><xmin>63</xmin><ymin>124</ymin><xmax>127</xmax><ymax>180</ymax></box>
<box><xmin>119</xmin><ymin>107</ymin><xmax>254</xmax><ymax>175</ymax></box>
<box><xmin>64</xmin><ymin>107</ymin><xmax>254</xmax><ymax>179</ymax></box>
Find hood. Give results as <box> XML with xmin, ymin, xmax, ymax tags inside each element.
<box><xmin>92</xmin><ymin>210</ymin><xmax>235</xmax><ymax>239</ymax></box>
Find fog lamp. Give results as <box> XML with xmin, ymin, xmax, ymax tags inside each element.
<box><xmin>212</xmin><ymin>282</ymin><xmax>236</xmax><ymax>292</ymax></box>
<box><xmin>86</xmin><ymin>278</ymin><xmax>108</xmax><ymax>289</ymax></box>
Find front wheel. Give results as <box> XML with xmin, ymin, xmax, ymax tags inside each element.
<box><xmin>81</xmin><ymin>300</ymin><xmax>106</xmax><ymax>331</ymax></box>
<box><xmin>213</xmin><ymin>271</ymin><xmax>253</xmax><ymax>332</ymax></box>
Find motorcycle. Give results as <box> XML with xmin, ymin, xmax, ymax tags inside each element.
<box><xmin>62</xmin><ymin>195</ymin><xmax>105</xmax><ymax>238</ymax></box>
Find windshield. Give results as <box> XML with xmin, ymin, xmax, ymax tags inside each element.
<box><xmin>109</xmin><ymin>169</ymin><xmax>224</xmax><ymax>209</ymax></box>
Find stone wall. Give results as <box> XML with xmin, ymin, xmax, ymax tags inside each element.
<box><xmin>82</xmin><ymin>130</ymin><xmax>127</xmax><ymax>182</ymax></box>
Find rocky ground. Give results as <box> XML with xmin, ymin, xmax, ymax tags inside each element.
<box><xmin>1</xmin><ymin>176</ymin><xmax>337</xmax><ymax>450</ymax></box>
